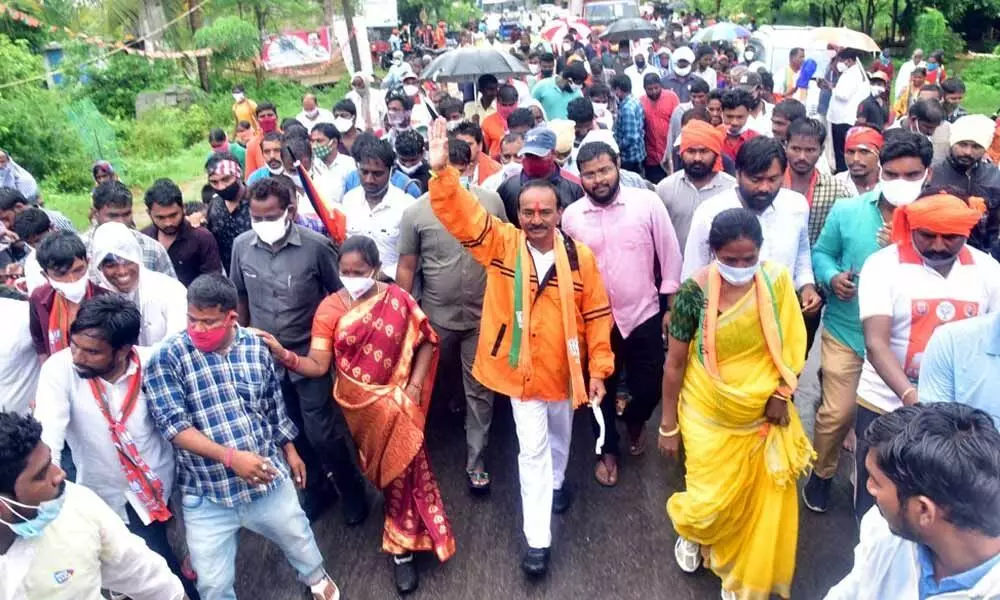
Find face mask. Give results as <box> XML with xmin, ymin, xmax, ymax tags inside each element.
<box><xmin>312</xmin><ymin>143</ymin><xmax>332</xmax><ymax>161</ymax></box>
<box><xmin>871</xmin><ymin>85</ymin><xmax>885</xmax><ymax>96</ymax></box>
<box><xmin>340</xmin><ymin>273</ymin><xmax>376</xmax><ymax>300</ymax></box>
<box><xmin>674</xmin><ymin>65</ymin><xmax>692</xmax><ymax>77</ymax></box>
<box><xmin>259</xmin><ymin>115</ymin><xmax>278</xmax><ymax>133</ymax></box>
<box><xmin>880</xmin><ymin>173</ymin><xmax>927</xmax><ymax>207</ymax></box>
<box><xmin>447</xmin><ymin>119</ymin><xmax>463</xmax><ymax>131</ymax></box>
<box><xmin>529</xmin><ymin>64</ymin><xmax>540</xmax><ymax>74</ymax></box>
<box><xmin>562</xmin><ymin>42</ymin><xmax>573</xmax><ymax>52</ymax></box>
<box><xmin>397</xmin><ymin>161</ymin><xmax>424</xmax><ymax>176</ymax></box>
<box><xmin>0</xmin><ymin>492</ymin><xmax>66</xmax><ymax>539</ymax></box>
<box><xmin>252</xmin><ymin>210</ymin><xmax>289</xmax><ymax>244</ymax></box>
<box><xmin>267</xmin><ymin>164</ymin><xmax>285</xmax><ymax>176</ymax></box>
<box><xmin>388</xmin><ymin>111</ymin><xmax>410</xmax><ymax>128</ymax></box>
<box><xmin>522</xmin><ymin>155</ymin><xmax>555</xmax><ymax>178</ymax></box>
<box><xmin>50</xmin><ymin>275</ymin><xmax>89</xmax><ymax>304</ymax></box>
<box><xmin>216</xmin><ymin>179</ymin><xmax>241</xmax><ymax>202</ymax></box>
<box><xmin>233</xmin><ymin>93</ymin><xmax>245</xmax><ymax>102</ymax></box>
<box><xmin>593</xmin><ymin>102</ymin><xmax>608</xmax><ymax>115</ymax></box>
<box><xmin>835</xmin><ymin>62</ymin><xmax>847</xmax><ymax>73</ymax></box>
<box><xmin>187</xmin><ymin>316</ymin><xmax>233</xmax><ymax>353</ymax></box>
<box><xmin>305</xmin><ymin>109</ymin><xmax>319</xmax><ymax>119</ymax></box>
<box><xmin>927</xmin><ymin>63</ymin><xmax>939</xmax><ymax>72</ymax></box>
<box><xmin>716</xmin><ymin>259</ymin><xmax>759</xmax><ymax>285</ymax></box>
<box><xmin>635</xmin><ymin>60</ymin><xmax>646</xmax><ymax>69</ymax></box>
<box><xmin>333</xmin><ymin>117</ymin><xmax>353</xmax><ymax>133</ymax></box>
<box><xmin>403</xmin><ymin>84</ymin><xmax>420</xmax><ymax>97</ymax></box>
<box><xmin>541</xmin><ymin>68</ymin><xmax>554</xmax><ymax>79</ymax></box>
<box><xmin>392</xmin><ymin>58</ymin><xmax>402</xmax><ymax>66</ymax></box>
<box><xmin>744</xmin><ymin>51</ymin><xmax>754</xmax><ymax>62</ymax></box>
<box><xmin>569</xmin><ymin>83</ymin><xmax>583</xmax><ymax>94</ymax></box>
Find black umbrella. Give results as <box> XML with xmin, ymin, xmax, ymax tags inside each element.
<box><xmin>599</xmin><ymin>18</ymin><xmax>661</xmax><ymax>42</ymax></box>
<box><xmin>420</xmin><ymin>48</ymin><xmax>529</xmax><ymax>82</ymax></box>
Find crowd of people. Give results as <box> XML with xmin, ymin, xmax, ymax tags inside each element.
<box><xmin>1</xmin><ymin>23</ymin><xmax>1000</xmax><ymax>600</ymax></box>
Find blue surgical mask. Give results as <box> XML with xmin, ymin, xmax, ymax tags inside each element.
<box><xmin>715</xmin><ymin>259</ymin><xmax>759</xmax><ymax>285</ymax></box>
<box><xmin>0</xmin><ymin>491</ymin><xmax>67</xmax><ymax>539</ymax></box>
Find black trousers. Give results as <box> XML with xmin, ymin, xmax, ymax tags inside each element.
<box><xmin>644</xmin><ymin>163</ymin><xmax>668</xmax><ymax>185</ymax></box>
<box><xmin>590</xmin><ymin>314</ymin><xmax>666</xmax><ymax>456</ymax></box>
<box><xmin>125</xmin><ymin>505</ymin><xmax>200</xmax><ymax>600</ymax></box>
<box><xmin>621</xmin><ymin>160</ymin><xmax>642</xmax><ymax>175</ymax></box>
<box><xmin>853</xmin><ymin>404</ymin><xmax>882</xmax><ymax>524</ymax></box>
<box><xmin>804</xmin><ymin>307</ymin><xmax>823</xmax><ymax>360</ymax></box>
<box><xmin>831</xmin><ymin>123</ymin><xmax>851</xmax><ymax>173</ymax></box>
<box><xmin>280</xmin><ymin>373</ymin><xmax>366</xmax><ymax>502</ymax></box>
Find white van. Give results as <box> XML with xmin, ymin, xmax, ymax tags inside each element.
<box><xmin>745</xmin><ymin>25</ymin><xmax>832</xmax><ymax>93</ymax></box>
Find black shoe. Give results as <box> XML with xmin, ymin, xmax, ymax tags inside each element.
<box><xmin>552</xmin><ymin>487</ymin><xmax>572</xmax><ymax>514</ymax></box>
<box><xmin>521</xmin><ymin>547</ymin><xmax>550</xmax><ymax>577</ymax></box>
<box><xmin>392</xmin><ymin>553</ymin><xmax>419</xmax><ymax>594</ymax></box>
<box><xmin>802</xmin><ymin>473</ymin><xmax>832</xmax><ymax>513</ymax></box>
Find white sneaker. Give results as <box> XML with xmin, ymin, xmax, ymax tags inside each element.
<box><xmin>674</xmin><ymin>536</ymin><xmax>702</xmax><ymax>573</ymax></box>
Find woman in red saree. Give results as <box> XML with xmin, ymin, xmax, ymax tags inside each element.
<box><xmin>257</xmin><ymin>236</ymin><xmax>454</xmax><ymax>595</ymax></box>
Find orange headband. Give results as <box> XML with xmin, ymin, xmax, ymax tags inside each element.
<box><xmin>845</xmin><ymin>126</ymin><xmax>883</xmax><ymax>152</ymax></box>
<box><xmin>892</xmin><ymin>193</ymin><xmax>986</xmax><ymax>251</ymax></box>
<box><xmin>680</xmin><ymin>120</ymin><xmax>724</xmax><ymax>173</ymax></box>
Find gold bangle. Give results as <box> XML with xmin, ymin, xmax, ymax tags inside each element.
<box><xmin>901</xmin><ymin>387</ymin><xmax>917</xmax><ymax>403</ymax></box>
<box><xmin>658</xmin><ymin>424</ymin><xmax>680</xmax><ymax>437</ymax></box>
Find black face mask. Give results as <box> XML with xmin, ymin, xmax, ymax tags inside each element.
<box><xmin>541</xmin><ymin>68</ymin><xmax>554</xmax><ymax>78</ymax></box>
<box><xmin>216</xmin><ymin>179</ymin><xmax>242</xmax><ymax>202</ymax></box>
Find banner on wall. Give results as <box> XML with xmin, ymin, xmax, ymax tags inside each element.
<box><xmin>261</xmin><ymin>28</ymin><xmax>332</xmax><ymax>71</ymax></box>
<box><xmin>331</xmin><ymin>17</ymin><xmax>374</xmax><ymax>76</ymax></box>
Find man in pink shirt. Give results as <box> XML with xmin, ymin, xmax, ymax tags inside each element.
<box><xmin>561</xmin><ymin>139</ymin><xmax>683</xmax><ymax>487</ymax></box>
<box><xmin>640</xmin><ymin>73</ymin><xmax>680</xmax><ymax>185</ymax></box>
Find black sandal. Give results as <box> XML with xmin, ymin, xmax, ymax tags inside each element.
<box><xmin>468</xmin><ymin>470</ymin><xmax>491</xmax><ymax>495</ymax></box>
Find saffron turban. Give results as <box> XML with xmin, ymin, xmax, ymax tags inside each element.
<box><xmin>892</xmin><ymin>193</ymin><xmax>986</xmax><ymax>252</ymax></box>
<box><xmin>680</xmin><ymin>120</ymin><xmax>724</xmax><ymax>173</ymax></box>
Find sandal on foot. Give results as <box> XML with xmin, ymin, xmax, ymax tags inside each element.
<box><xmin>468</xmin><ymin>470</ymin><xmax>491</xmax><ymax>495</ymax></box>
<box><xmin>310</xmin><ymin>576</ymin><xmax>341</xmax><ymax>600</ymax></box>
<box><xmin>674</xmin><ymin>537</ymin><xmax>702</xmax><ymax>573</ymax></box>
<box><xmin>628</xmin><ymin>429</ymin><xmax>647</xmax><ymax>457</ymax></box>
<box><xmin>593</xmin><ymin>455</ymin><xmax>619</xmax><ymax>487</ymax></box>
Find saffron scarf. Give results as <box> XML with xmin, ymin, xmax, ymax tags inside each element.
<box><xmin>509</xmin><ymin>231</ymin><xmax>588</xmax><ymax>408</ymax></box>
<box><xmin>87</xmin><ymin>352</ymin><xmax>171</xmax><ymax>523</ymax></box>
<box><xmin>48</xmin><ymin>286</ymin><xmax>93</xmax><ymax>353</ymax></box>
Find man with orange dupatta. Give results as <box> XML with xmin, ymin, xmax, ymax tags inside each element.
<box><xmin>256</xmin><ymin>235</ymin><xmax>454</xmax><ymax>595</ymax></box>
<box><xmin>28</xmin><ymin>231</ymin><xmax>107</xmax><ymax>362</ymax></box>
<box><xmin>425</xmin><ymin>117</ymin><xmax>615</xmax><ymax>578</ymax></box>
<box><xmin>855</xmin><ymin>191</ymin><xmax>1000</xmax><ymax>522</ymax></box>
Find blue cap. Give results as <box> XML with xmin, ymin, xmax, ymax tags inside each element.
<box><xmin>519</xmin><ymin>127</ymin><xmax>557</xmax><ymax>157</ymax></box>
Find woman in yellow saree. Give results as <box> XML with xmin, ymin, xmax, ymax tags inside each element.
<box><xmin>257</xmin><ymin>236</ymin><xmax>455</xmax><ymax>595</ymax></box>
<box><xmin>658</xmin><ymin>208</ymin><xmax>814</xmax><ymax>600</ymax></box>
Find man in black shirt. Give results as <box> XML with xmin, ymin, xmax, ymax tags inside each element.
<box><xmin>856</xmin><ymin>71</ymin><xmax>890</xmax><ymax>132</ymax></box>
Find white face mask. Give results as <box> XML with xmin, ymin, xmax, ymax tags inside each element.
<box><xmin>304</xmin><ymin>108</ymin><xmax>319</xmax><ymax>119</ymax></box>
<box><xmin>836</xmin><ymin>62</ymin><xmax>848</xmax><ymax>73</ymax></box>
<box><xmin>715</xmin><ymin>259</ymin><xmax>759</xmax><ymax>285</ymax></box>
<box><xmin>50</xmin><ymin>274</ymin><xmax>89</xmax><ymax>304</ymax></box>
<box><xmin>232</xmin><ymin>93</ymin><xmax>245</xmax><ymax>102</ymax></box>
<box><xmin>333</xmin><ymin>117</ymin><xmax>353</xmax><ymax>133</ymax></box>
<box><xmin>529</xmin><ymin>63</ymin><xmax>540</xmax><ymax>74</ymax></box>
<box><xmin>341</xmin><ymin>273</ymin><xmax>376</xmax><ymax>300</ymax></box>
<box><xmin>880</xmin><ymin>172</ymin><xmax>927</xmax><ymax>207</ymax></box>
<box><xmin>446</xmin><ymin>119</ymin><xmax>463</xmax><ymax>131</ymax></box>
<box><xmin>674</xmin><ymin>65</ymin><xmax>692</xmax><ymax>77</ymax></box>
<box><xmin>267</xmin><ymin>164</ymin><xmax>285</xmax><ymax>176</ymax></box>
<box><xmin>403</xmin><ymin>84</ymin><xmax>420</xmax><ymax>97</ymax></box>
<box><xmin>569</xmin><ymin>83</ymin><xmax>582</xmax><ymax>93</ymax></box>
<box><xmin>252</xmin><ymin>210</ymin><xmax>289</xmax><ymax>244</ymax></box>
<box><xmin>871</xmin><ymin>85</ymin><xmax>885</xmax><ymax>96</ymax></box>
<box><xmin>397</xmin><ymin>161</ymin><xmax>423</xmax><ymax>175</ymax></box>
<box><xmin>743</xmin><ymin>51</ymin><xmax>754</xmax><ymax>62</ymax></box>
<box><xmin>593</xmin><ymin>102</ymin><xmax>608</xmax><ymax>115</ymax></box>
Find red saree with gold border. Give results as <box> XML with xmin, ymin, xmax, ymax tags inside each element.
<box><xmin>312</xmin><ymin>283</ymin><xmax>455</xmax><ymax>562</ymax></box>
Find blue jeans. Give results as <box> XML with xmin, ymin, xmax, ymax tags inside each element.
<box><xmin>182</xmin><ymin>478</ymin><xmax>326</xmax><ymax>600</ymax></box>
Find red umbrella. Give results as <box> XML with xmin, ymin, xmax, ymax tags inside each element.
<box><xmin>541</xmin><ymin>18</ymin><xmax>592</xmax><ymax>43</ymax></box>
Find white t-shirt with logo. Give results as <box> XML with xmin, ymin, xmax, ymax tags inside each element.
<box><xmin>856</xmin><ymin>243</ymin><xmax>1000</xmax><ymax>413</ymax></box>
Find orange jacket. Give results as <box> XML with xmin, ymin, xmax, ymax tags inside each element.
<box><xmin>476</xmin><ymin>151</ymin><xmax>501</xmax><ymax>185</ymax></box>
<box><xmin>429</xmin><ymin>167</ymin><xmax>614</xmax><ymax>401</ymax></box>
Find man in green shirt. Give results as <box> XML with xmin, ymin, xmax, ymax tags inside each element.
<box><xmin>207</xmin><ymin>128</ymin><xmax>246</xmax><ymax>170</ymax></box>
<box><xmin>804</xmin><ymin>129</ymin><xmax>933</xmax><ymax>513</ymax></box>
<box><xmin>531</xmin><ymin>62</ymin><xmax>587</xmax><ymax>120</ymax></box>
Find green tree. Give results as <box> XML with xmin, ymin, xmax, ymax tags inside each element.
<box><xmin>194</xmin><ymin>15</ymin><xmax>260</xmax><ymax>70</ymax></box>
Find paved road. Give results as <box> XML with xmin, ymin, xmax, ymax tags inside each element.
<box><xmin>230</xmin><ymin>341</ymin><xmax>858</xmax><ymax>600</ymax></box>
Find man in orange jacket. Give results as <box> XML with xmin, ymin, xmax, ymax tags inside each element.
<box><xmin>427</xmin><ymin>117</ymin><xmax>614</xmax><ymax>578</ymax></box>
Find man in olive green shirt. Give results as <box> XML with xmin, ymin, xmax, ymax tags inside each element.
<box><xmin>395</xmin><ymin>138</ymin><xmax>508</xmax><ymax>493</ymax></box>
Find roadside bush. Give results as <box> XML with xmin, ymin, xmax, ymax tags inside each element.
<box><xmin>76</xmin><ymin>53</ymin><xmax>177</xmax><ymax>119</ymax></box>
<box><xmin>125</xmin><ymin>114</ymin><xmax>184</xmax><ymax>160</ymax></box>
<box><xmin>959</xmin><ymin>58</ymin><xmax>1000</xmax><ymax>88</ymax></box>
<box><xmin>912</xmin><ymin>8</ymin><xmax>966</xmax><ymax>58</ymax></box>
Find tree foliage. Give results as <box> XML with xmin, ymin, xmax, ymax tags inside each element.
<box><xmin>911</xmin><ymin>7</ymin><xmax>965</xmax><ymax>56</ymax></box>
<box><xmin>69</xmin><ymin>52</ymin><xmax>177</xmax><ymax>119</ymax></box>
<box><xmin>194</xmin><ymin>15</ymin><xmax>259</xmax><ymax>66</ymax></box>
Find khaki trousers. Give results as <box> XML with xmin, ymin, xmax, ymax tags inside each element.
<box><xmin>813</xmin><ymin>330</ymin><xmax>864</xmax><ymax>479</ymax></box>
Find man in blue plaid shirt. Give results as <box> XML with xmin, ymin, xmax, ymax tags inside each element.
<box><xmin>144</xmin><ymin>273</ymin><xmax>341</xmax><ymax>600</ymax></box>
<box><xmin>611</xmin><ymin>74</ymin><xmax>647</xmax><ymax>175</ymax></box>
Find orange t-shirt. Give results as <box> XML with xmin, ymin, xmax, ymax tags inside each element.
<box><xmin>481</xmin><ymin>112</ymin><xmax>507</xmax><ymax>160</ymax></box>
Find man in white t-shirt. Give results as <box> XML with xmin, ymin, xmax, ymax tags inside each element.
<box><xmin>0</xmin><ymin>287</ymin><xmax>40</xmax><ymax>415</ymax></box>
<box><xmin>855</xmin><ymin>191</ymin><xmax>1000</xmax><ymax>521</ymax></box>
<box><xmin>296</xmin><ymin>93</ymin><xmax>335</xmax><ymax>131</ymax></box>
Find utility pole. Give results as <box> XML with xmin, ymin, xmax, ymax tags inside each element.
<box><xmin>188</xmin><ymin>0</ymin><xmax>210</xmax><ymax>92</ymax></box>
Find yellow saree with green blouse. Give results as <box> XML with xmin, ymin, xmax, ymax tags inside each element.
<box><xmin>667</xmin><ymin>262</ymin><xmax>814</xmax><ymax>600</ymax></box>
